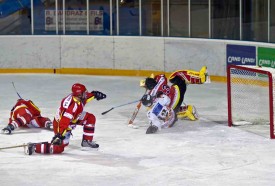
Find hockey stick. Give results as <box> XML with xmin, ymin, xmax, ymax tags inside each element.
<box><xmin>128</xmin><ymin>89</ymin><xmax>148</xmax><ymax>125</ymax></box>
<box><xmin>128</xmin><ymin>101</ymin><xmax>142</xmax><ymax>124</ymax></box>
<box><xmin>12</xmin><ymin>82</ymin><xmax>23</xmax><ymax>99</ymax></box>
<box><xmin>101</xmin><ymin>100</ymin><xmax>140</xmax><ymax>115</ymax></box>
<box><xmin>0</xmin><ymin>141</ymin><xmax>47</xmax><ymax>150</ymax></box>
<box><xmin>0</xmin><ymin>144</ymin><xmax>27</xmax><ymax>150</ymax></box>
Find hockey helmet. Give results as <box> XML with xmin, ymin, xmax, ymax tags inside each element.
<box><xmin>145</xmin><ymin>78</ymin><xmax>157</xmax><ymax>90</ymax></box>
<box><xmin>141</xmin><ymin>94</ymin><xmax>153</xmax><ymax>107</ymax></box>
<box><xmin>72</xmin><ymin>83</ymin><xmax>87</xmax><ymax>97</ymax></box>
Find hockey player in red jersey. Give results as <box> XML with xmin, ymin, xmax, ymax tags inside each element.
<box><xmin>140</xmin><ymin>66</ymin><xmax>209</xmax><ymax>123</ymax></box>
<box><xmin>24</xmin><ymin>83</ymin><xmax>106</xmax><ymax>155</ymax></box>
<box><xmin>2</xmin><ymin>99</ymin><xmax>52</xmax><ymax>134</ymax></box>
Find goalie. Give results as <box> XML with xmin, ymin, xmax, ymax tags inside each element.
<box><xmin>2</xmin><ymin>99</ymin><xmax>53</xmax><ymax>134</ymax></box>
<box><xmin>140</xmin><ymin>66</ymin><xmax>209</xmax><ymax>123</ymax></box>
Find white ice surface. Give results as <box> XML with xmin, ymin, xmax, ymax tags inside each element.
<box><xmin>0</xmin><ymin>74</ymin><xmax>275</xmax><ymax>186</ymax></box>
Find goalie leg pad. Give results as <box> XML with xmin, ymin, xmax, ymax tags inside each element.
<box><xmin>169</xmin><ymin>66</ymin><xmax>208</xmax><ymax>84</ymax></box>
<box><xmin>177</xmin><ymin>105</ymin><xmax>198</xmax><ymax>121</ymax></box>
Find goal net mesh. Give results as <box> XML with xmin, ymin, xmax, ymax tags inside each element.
<box><xmin>228</xmin><ymin>65</ymin><xmax>275</xmax><ymax>138</ymax></box>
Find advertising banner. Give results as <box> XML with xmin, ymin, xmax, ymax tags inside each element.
<box><xmin>258</xmin><ymin>47</ymin><xmax>275</xmax><ymax>68</ymax></box>
<box><xmin>226</xmin><ymin>44</ymin><xmax>256</xmax><ymax>76</ymax></box>
<box><xmin>45</xmin><ymin>10</ymin><xmax>103</xmax><ymax>31</ymax></box>
<box><xmin>226</xmin><ymin>44</ymin><xmax>256</xmax><ymax>66</ymax></box>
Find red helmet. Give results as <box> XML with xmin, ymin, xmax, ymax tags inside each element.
<box><xmin>72</xmin><ymin>83</ymin><xmax>87</xmax><ymax>97</ymax></box>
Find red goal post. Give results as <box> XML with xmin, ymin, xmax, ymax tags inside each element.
<box><xmin>227</xmin><ymin>64</ymin><xmax>275</xmax><ymax>139</ymax></box>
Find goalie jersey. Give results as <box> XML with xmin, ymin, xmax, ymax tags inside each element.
<box><xmin>148</xmin><ymin>74</ymin><xmax>178</xmax><ymax>110</ymax></box>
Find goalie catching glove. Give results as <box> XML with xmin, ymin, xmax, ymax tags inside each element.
<box><xmin>91</xmin><ymin>91</ymin><xmax>106</xmax><ymax>100</ymax></box>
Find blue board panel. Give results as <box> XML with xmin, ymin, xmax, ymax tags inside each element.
<box><xmin>226</xmin><ymin>44</ymin><xmax>256</xmax><ymax>66</ymax></box>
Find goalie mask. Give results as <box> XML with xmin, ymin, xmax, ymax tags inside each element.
<box><xmin>145</xmin><ymin>78</ymin><xmax>157</xmax><ymax>90</ymax></box>
<box><xmin>141</xmin><ymin>94</ymin><xmax>154</xmax><ymax>107</ymax></box>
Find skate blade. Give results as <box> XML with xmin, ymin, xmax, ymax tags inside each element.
<box><xmin>2</xmin><ymin>130</ymin><xmax>11</xmax><ymax>134</ymax></box>
<box><xmin>81</xmin><ymin>147</ymin><xmax>99</xmax><ymax>151</ymax></box>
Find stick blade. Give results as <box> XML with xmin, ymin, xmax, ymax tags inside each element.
<box><xmin>128</xmin><ymin>101</ymin><xmax>142</xmax><ymax>124</ymax></box>
<box><xmin>101</xmin><ymin>108</ymin><xmax>114</xmax><ymax>115</ymax></box>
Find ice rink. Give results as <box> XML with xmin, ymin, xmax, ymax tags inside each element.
<box><xmin>0</xmin><ymin>74</ymin><xmax>275</xmax><ymax>186</ymax></box>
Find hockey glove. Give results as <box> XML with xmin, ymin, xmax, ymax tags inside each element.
<box><xmin>51</xmin><ymin>133</ymin><xmax>65</xmax><ymax>145</ymax></box>
<box><xmin>91</xmin><ymin>91</ymin><xmax>106</xmax><ymax>100</ymax></box>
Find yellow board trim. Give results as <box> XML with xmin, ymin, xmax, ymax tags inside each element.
<box><xmin>0</xmin><ymin>68</ymin><xmax>226</xmax><ymax>83</ymax></box>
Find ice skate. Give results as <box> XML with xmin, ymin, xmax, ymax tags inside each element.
<box><xmin>146</xmin><ymin>124</ymin><xmax>158</xmax><ymax>134</ymax></box>
<box><xmin>2</xmin><ymin>125</ymin><xmax>14</xmax><ymax>134</ymax></box>
<box><xmin>81</xmin><ymin>140</ymin><xmax>99</xmax><ymax>151</ymax></box>
<box><xmin>24</xmin><ymin>143</ymin><xmax>36</xmax><ymax>155</ymax></box>
<box><xmin>45</xmin><ymin>120</ymin><xmax>53</xmax><ymax>130</ymax></box>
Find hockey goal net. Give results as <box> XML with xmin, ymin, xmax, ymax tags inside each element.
<box><xmin>227</xmin><ymin>64</ymin><xmax>275</xmax><ymax>139</ymax></box>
